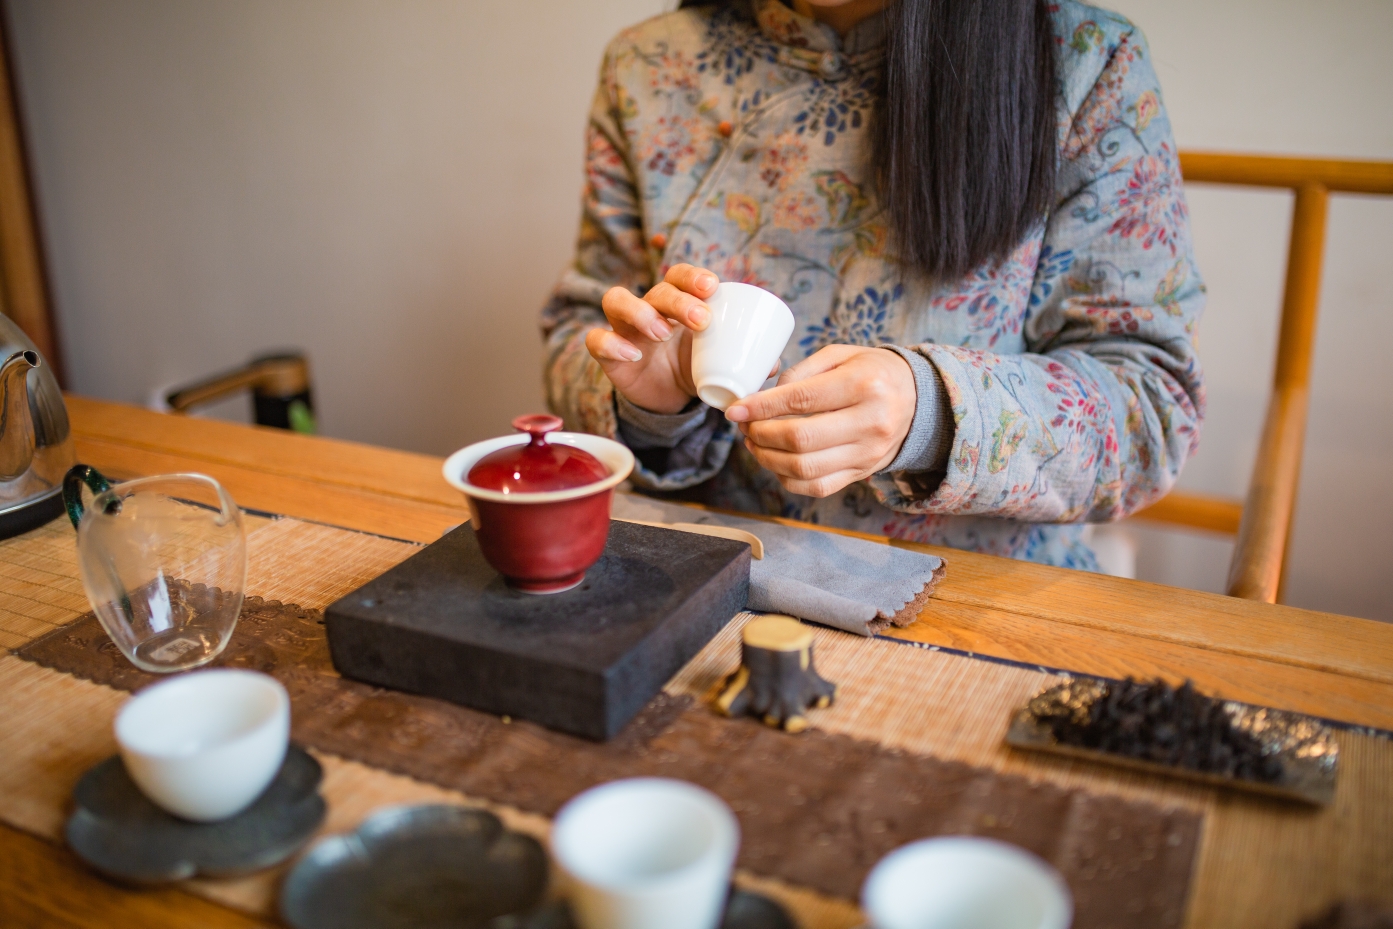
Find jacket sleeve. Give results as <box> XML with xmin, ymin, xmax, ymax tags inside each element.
<box><xmin>869</xmin><ymin>26</ymin><xmax>1206</xmax><ymax>522</ymax></box>
<box><xmin>540</xmin><ymin>46</ymin><xmax>736</xmax><ymax>492</ymax></box>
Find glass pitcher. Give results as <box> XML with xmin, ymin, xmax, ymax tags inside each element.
<box><xmin>63</xmin><ymin>465</ymin><xmax>247</xmax><ymax>673</ymax></box>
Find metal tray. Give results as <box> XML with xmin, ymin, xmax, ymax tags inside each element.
<box><xmin>1005</xmin><ymin>678</ymin><xmax>1339</xmax><ymax>805</ymax></box>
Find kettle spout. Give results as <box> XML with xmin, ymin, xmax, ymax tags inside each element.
<box><xmin>0</xmin><ymin>349</ymin><xmax>39</xmax><ymax>481</ymax></box>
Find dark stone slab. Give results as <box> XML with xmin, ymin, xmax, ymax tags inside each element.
<box><xmin>323</xmin><ymin>520</ymin><xmax>751</xmax><ymax>740</ymax></box>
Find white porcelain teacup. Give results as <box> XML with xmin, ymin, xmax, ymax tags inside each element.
<box><xmin>861</xmin><ymin>836</ymin><xmax>1072</xmax><ymax>929</ymax></box>
<box><xmin>115</xmin><ymin>669</ymin><xmax>290</xmax><ymax>822</ymax></box>
<box><xmin>551</xmin><ymin>778</ymin><xmax>740</xmax><ymax>929</ymax></box>
<box><xmin>690</xmin><ymin>282</ymin><xmax>795</xmax><ymax>411</ymax></box>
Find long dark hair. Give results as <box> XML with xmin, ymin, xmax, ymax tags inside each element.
<box><xmin>679</xmin><ymin>0</ymin><xmax>1058</xmax><ymax>281</ymax></box>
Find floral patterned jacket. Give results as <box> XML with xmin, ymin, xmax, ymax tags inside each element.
<box><xmin>541</xmin><ymin>0</ymin><xmax>1205</xmax><ymax>569</ymax></box>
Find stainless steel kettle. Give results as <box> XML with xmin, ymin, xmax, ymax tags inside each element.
<box><xmin>0</xmin><ymin>313</ymin><xmax>74</xmax><ymax>538</ymax></box>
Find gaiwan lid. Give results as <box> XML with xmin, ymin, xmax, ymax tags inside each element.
<box><xmin>467</xmin><ymin>414</ymin><xmax>608</xmax><ymax>494</ymax></box>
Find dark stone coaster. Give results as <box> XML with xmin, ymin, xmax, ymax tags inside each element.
<box><xmin>65</xmin><ymin>744</ymin><xmax>326</xmax><ymax>884</ymax></box>
<box><xmin>497</xmin><ymin>889</ymin><xmax>795</xmax><ymax>929</ymax></box>
<box><xmin>280</xmin><ymin>805</ymin><xmax>548</xmax><ymax>929</ymax></box>
<box><xmin>323</xmin><ymin>521</ymin><xmax>751</xmax><ymax>740</ymax></box>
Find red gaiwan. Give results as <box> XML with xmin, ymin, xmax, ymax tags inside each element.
<box><xmin>443</xmin><ymin>414</ymin><xmax>635</xmax><ymax>593</ymax></box>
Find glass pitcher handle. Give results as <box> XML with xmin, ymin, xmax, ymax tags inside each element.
<box><xmin>63</xmin><ymin>464</ymin><xmax>113</xmax><ymax>530</ymax></box>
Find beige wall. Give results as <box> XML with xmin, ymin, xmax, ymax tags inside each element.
<box><xmin>6</xmin><ymin>0</ymin><xmax>662</xmax><ymax>451</ymax></box>
<box><xmin>7</xmin><ymin>0</ymin><xmax>1391</xmax><ymax>618</ymax></box>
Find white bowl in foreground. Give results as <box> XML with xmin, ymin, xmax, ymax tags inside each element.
<box><xmin>862</xmin><ymin>836</ymin><xmax>1072</xmax><ymax>929</ymax></box>
<box><xmin>551</xmin><ymin>777</ymin><xmax>740</xmax><ymax>929</ymax></box>
<box><xmin>115</xmin><ymin>669</ymin><xmax>290</xmax><ymax>822</ymax></box>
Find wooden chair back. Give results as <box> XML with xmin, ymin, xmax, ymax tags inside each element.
<box><xmin>1134</xmin><ymin>153</ymin><xmax>1393</xmax><ymax>603</ymax></box>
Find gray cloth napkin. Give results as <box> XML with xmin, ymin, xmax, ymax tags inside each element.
<box><xmin>611</xmin><ymin>493</ymin><xmax>946</xmax><ymax>637</ymax></box>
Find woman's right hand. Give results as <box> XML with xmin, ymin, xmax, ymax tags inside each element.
<box><xmin>585</xmin><ymin>263</ymin><xmax>718</xmax><ymax>415</ymax></box>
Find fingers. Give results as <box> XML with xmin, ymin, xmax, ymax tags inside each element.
<box><xmin>726</xmin><ymin>365</ymin><xmax>863</xmax><ymax>423</ymax></box>
<box><xmin>742</xmin><ymin>434</ymin><xmax>864</xmax><ymax>498</ymax></box>
<box><xmin>663</xmin><ymin>263</ymin><xmax>720</xmax><ymax>299</ymax></box>
<box><xmin>742</xmin><ymin>406</ymin><xmax>889</xmax><ymax>454</ymax></box>
<box><xmin>781</xmin><ymin>469</ymin><xmax>863</xmax><ymax>498</ymax></box>
<box><xmin>644</xmin><ymin>281</ymin><xmax>711</xmax><ymax>331</ymax></box>
<box><xmin>774</xmin><ymin>344</ymin><xmax>862</xmax><ymax>385</ymax></box>
<box><xmin>602</xmin><ymin>286</ymin><xmax>674</xmax><ymax>343</ymax></box>
<box><xmin>744</xmin><ymin>435</ymin><xmax>863</xmax><ymax>479</ymax></box>
<box><xmin>585</xmin><ymin>326</ymin><xmax>642</xmax><ymax>363</ymax></box>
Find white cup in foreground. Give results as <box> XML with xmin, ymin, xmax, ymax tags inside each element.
<box><xmin>551</xmin><ymin>777</ymin><xmax>740</xmax><ymax>929</ymax></box>
<box><xmin>115</xmin><ymin>668</ymin><xmax>290</xmax><ymax>822</ymax></box>
<box><xmin>690</xmin><ymin>282</ymin><xmax>795</xmax><ymax>411</ymax></box>
<box><xmin>862</xmin><ymin>837</ymin><xmax>1072</xmax><ymax>929</ymax></box>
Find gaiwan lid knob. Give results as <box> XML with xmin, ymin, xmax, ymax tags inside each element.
<box><xmin>467</xmin><ymin>414</ymin><xmax>609</xmax><ymax>494</ymax></box>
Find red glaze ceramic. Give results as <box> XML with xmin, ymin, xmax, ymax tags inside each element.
<box><xmin>467</xmin><ymin>414</ymin><xmax>608</xmax><ymax>494</ymax></box>
<box><xmin>443</xmin><ymin>415</ymin><xmax>635</xmax><ymax>595</ymax></box>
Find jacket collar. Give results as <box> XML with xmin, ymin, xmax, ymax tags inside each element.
<box><xmin>753</xmin><ymin>0</ymin><xmax>886</xmax><ymax>74</ymax></box>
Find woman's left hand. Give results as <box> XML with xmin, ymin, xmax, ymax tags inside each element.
<box><xmin>725</xmin><ymin>345</ymin><xmax>917</xmax><ymax>498</ymax></box>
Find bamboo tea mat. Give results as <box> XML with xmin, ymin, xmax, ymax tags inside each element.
<box><xmin>3</xmin><ymin>515</ymin><xmax>1392</xmax><ymax>928</ymax></box>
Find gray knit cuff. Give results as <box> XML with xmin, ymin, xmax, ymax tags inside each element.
<box><xmin>880</xmin><ymin>346</ymin><xmax>953</xmax><ymax>474</ymax></box>
<box><xmin>615</xmin><ymin>391</ymin><xmax>709</xmax><ymax>448</ymax></box>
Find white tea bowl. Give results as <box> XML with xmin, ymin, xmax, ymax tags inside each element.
<box><xmin>551</xmin><ymin>778</ymin><xmax>740</xmax><ymax>929</ymax></box>
<box><xmin>862</xmin><ymin>836</ymin><xmax>1072</xmax><ymax>929</ymax></box>
<box><xmin>690</xmin><ymin>282</ymin><xmax>795</xmax><ymax>411</ymax></box>
<box><xmin>115</xmin><ymin>668</ymin><xmax>290</xmax><ymax>822</ymax></box>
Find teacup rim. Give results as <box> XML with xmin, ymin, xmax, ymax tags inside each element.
<box><xmin>115</xmin><ymin>668</ymin><xmax>289</xmax><ymax>761</ymax></box>
<box><xmin>442</xmin><ymin>431</ymin><xmax>635</xmax><ymax>505</ymax></box>
<box><xmin>861</xmin><ymin>835</ymin><xmax>1073</xmax><ymax>929</ymax></box>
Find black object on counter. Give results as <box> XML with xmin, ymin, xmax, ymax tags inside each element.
<box><xmin>324</xmin><ymin>521</ymin><xmax>751</xmax><ymax>741</ymax></box>
<box><xmin>66</xmin><ymin>745</ymin><xmax>326</xmax><ymax>884</ymax></box>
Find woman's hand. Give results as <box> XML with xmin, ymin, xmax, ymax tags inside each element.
<box><xmin>585</xmin><ymin>264</ymin><xmax>719</xmax><ymax>415</ymax></box>
<box><xmin>726</xmin><ymin>345</ymin><xmax>917</xmax><ymax>498</ymax></box>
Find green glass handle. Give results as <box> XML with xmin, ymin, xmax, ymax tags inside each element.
<box><xmin>62</xmin><ymin>464</ymin><xmax>113</xmax><ymax>530</ymax></box>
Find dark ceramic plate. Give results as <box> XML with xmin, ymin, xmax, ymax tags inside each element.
<box><xmin>495</xmin><ymin>891</ymin><xmax>797</xmax><ymax>929</ymax></box>
<box><xmin>280</xmin><ymin>805</ymin><xmax>549</xmax><ymax>929</ymax></box>
<box><xmin>280</xmin><ymin>804</ymin><xmax>796</xmax><ymax>929</ymax></box>
<box><xmin>1005</xmin><ymin>677</ymin><xmax>1339</xmax><ymax>805</ymax></box>
<box><xmin>66</xmin><ymin>744</ymin><xmax>326</xmax><ymax>883</ymax></box>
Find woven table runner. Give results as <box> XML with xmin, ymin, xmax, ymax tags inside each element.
<box><xmin>20</xmin><ymin>589</ymin><xmax>1198</xmax><ymax>927</ymax></box>
<box><xmin>6</xmin><ymin>514</ymin><xmax>1393</xmax><ymax>929</ymax></box>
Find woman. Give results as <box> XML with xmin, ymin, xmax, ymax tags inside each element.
<box><xmin>541</xmin><ymin>0</ymin><xmax>1203</xmax><ymax>569</ymax></box>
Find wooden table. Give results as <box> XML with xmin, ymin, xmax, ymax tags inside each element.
<box><xmin>5</xmin><ymin>395</ymin><xmax>1392</xmax><ymax>928</ymax></box>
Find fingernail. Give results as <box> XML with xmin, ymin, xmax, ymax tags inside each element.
<box><xmin>622</xmin><ymin>346</ymin><xmax>642</xmax><ymax>361</ymax></box>
<box><xmin>697</xmin><ymin>273</ymin><xmax>717</xmax><ymax>291</ymax></box>
<box><xmin>689</xmin><ymin>305</ymin><xmax>709</xmax><ymax>328</ymax></box>
<box><xmin>726</xmin><ymin>405</ymin><xmax>748</xmax><ymax>422</ymax></box>
<box><xmin>651</xmin><ymin>320</ymin><xmax>673</xmax><ymax>341</ymax></box>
